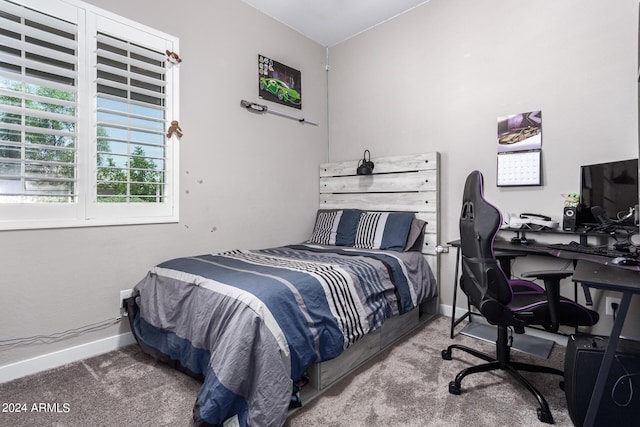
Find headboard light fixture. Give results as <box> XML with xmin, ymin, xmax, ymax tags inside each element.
<box><xmin>356</xmin><ymin>150</ymin><xmax>375</xmax><ymax>175</ymax></box>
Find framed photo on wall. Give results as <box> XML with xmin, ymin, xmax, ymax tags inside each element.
<box><xmin>258</xmin><ymin>55</ymin><xmax>302</xmax><ymax>110</ymax></box>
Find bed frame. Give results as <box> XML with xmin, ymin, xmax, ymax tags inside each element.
<box><xmin>296</xmin><ymin>152</ymin><xmax>441</xmax><ymax>406</ymax></box>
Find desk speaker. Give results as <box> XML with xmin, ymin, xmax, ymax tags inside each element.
<box><xmin>563</xmin><ymin>206</ymin><xmax>577</xmax><ymax>231</ymax></box>
<box><xmin>564</xmin><ymin>334</ymin><xmax>640</xmax><ymax>427</ymax></box>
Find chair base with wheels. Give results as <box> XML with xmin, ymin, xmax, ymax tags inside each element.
<box><xmin>442</xmin><ymin>325</ymin><xmax>563</xmax><ymax>424</ymax></box>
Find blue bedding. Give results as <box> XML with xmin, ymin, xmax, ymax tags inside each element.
<box><xmin>129</xmin><ymin>244</ymin><xmax>437</xmax><ymax>426</ymax></box>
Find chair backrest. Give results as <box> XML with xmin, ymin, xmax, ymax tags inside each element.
<box><xmin>459</xmin><ymin>171</ymin><xmax>513</xmax><ymax>312</ymax></box>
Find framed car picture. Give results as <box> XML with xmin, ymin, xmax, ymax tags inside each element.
<box><xmin>258</xmin><ymin>55</ymin><xmax>302</xmax><ymax>110</ymax></box>
<box><xmin>497</xmin><ymin>110</ymin><xmax>542</xmax><ymax>153</ymax></box>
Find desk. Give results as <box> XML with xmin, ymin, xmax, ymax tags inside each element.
<box><xmin>571</xmin><ymin>260</ymin><xmax>640</xmax><ymax>427</ymax></box>
<box><xmin>448</xmin><ymin>238</ymin><xmax>640</xmax><ymax>352</ymax></box>
<box><xmin>450</xmin><ymin>238</ymin><xmax>640</xmax><ymax>335</ymax></box>
<box><xmin>502</xmin><ymin>225</ymin><xmax>635</xmax><ymax>247</ymax></box>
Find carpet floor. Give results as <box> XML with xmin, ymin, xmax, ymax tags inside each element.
<box><xmin>0</xmin><ymin>316</ymin><xmax>573</xmax><ymax>426</ymax></box>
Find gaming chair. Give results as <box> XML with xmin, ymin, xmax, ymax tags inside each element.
<box><xmin>442</xmin><ymin>170</ymin><xmax>599</xmax><ymax>424</ymax></box>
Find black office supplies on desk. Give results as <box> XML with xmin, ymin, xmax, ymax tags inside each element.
<box><xmin>548</xmin><ymin>242</ymin><xmax>638</xmax><ymax>259</ymax></box>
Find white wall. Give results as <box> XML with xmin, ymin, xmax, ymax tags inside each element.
<box><xmin>0</xmin><ymin>0</ymin><xmax>328</xmax><ymax>371</ymax></box>
<box><xmin>3</xmin><ymin>0</ymin><xmax>639</xmax><ymax>379</ymax></box>
<box><xmin>327</xmin><ymin>0</ymin><xmax>639</xmax><ymax>336</ymax></box>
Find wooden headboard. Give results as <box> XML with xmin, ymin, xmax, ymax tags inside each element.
<box><xmin>318</xmin><ymin>152</ymin><xmax>440</xmax><ymax>282</ymax></box>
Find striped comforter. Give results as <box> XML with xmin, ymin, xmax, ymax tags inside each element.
<box><xmin>129</xmin><ymin>244</ymin><xmax>436</xmax><ymax>427</ymax></box>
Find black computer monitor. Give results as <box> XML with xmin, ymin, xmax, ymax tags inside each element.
<box><xmin>579</xmin><ymin>158</ymin><xmax>639</xmax><ymax>227</ymax></box>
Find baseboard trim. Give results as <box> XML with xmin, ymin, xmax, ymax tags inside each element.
<box><xmin>0</xmin><ymin>332</ymin><xmax>135</xmax><ymax>384</ymax></box>
<box><xmin>439</xmin><ymin>303</ymin><xmax>469</xmax><ymax>319</ymax></box>
<box><xmin>0</xmin><ymin>307</ymin><xmax>451</xmax><ymax>384</ymax></box>
<box><xmin>0</xmin><ymin>304</ymin><xmax>563</xmax><ymax>384</ymax></box>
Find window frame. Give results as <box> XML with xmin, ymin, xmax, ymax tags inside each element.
<box><xmin>0</xmin><ymin>0</ymin><xmax>180</xmax><ymax>230</ymax></box>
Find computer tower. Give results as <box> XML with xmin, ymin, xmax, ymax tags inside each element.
<box><xmin>564</xmin><ymin>334</ymin><xmax>640</xmax><ymax>426</ymax></box>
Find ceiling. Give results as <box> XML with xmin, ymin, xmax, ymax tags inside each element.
<box><xmin>241</xmin><ymin>0</ymin><xmax>431</xmax><ymax>47</ymax></box>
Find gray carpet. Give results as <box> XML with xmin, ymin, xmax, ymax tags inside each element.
<box><xmin>0</xmin><ymin>316</ymin><xmax>573</xmax><ymax>426</ymax></box>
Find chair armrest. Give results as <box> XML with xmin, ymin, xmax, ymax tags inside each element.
<box><xmin>521</xmin><ymin>270</ymin><xmax>573</xmax><ymax>333</ymax></box>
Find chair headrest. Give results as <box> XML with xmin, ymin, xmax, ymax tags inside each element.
<box><xmin>460</xmin><ymin>170</ymin><xmax>502</xmax><ymax>248</ymax></box>
<box><xmin>459</xmin><ymin>170</ymin><xmax>513</xmax><ymax>306</ymax></box>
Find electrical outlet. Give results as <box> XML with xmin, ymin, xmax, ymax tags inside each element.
<box><xmin>120</xmin><ymin>289</ymin><xmax>133</xmax><ymax>308</ymax></box>
<box><xmin>606</xmin><ymin>297</ymin><xmax>621</xmax><ymax>315</ymax></box>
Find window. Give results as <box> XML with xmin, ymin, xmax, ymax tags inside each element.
<box><xmin>0</xmin><ymin>0</ymin><xmax>179</xmax><ymax>230</ymax></box>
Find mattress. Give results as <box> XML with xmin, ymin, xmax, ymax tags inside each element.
<box><xmin>128</xmin><ymin>244</ymin><xmax>437</xmax><ymax>426</ymax></box>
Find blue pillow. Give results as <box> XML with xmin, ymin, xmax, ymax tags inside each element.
<box><xmin>308</xmin><ymin>209</ymin><xmax>362</xmax><ymax>246</ymax></box>
<box><xmin>354</xmin><ymin>212</ymin><xmax>415</xmax><ymax>251</ymax></box>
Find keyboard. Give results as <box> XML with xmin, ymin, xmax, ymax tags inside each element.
<box><xmin>548</xmin><ymin>243</ymin><xmax>638</xmax><ymax>259</ymax></box>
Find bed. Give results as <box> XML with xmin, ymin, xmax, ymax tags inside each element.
<box><xmin>126</xmin><ymin>152</ymin><xmax>441</xmax><ymax>427</ymax></box>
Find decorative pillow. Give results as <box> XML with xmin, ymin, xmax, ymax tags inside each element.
<box><xmin>403</xmin><ymin>218</ymin><xmax>427</xmax><ymax>252</ymax></box>
<box><xmin>308</xmin><ymin>209</ymin><xmax>362</xmax><ymax>246</ymax></box>
<box><xmin>354</xmin><ymin>211</ymin><xmax>415</xmax><ymax>251</ymax></box>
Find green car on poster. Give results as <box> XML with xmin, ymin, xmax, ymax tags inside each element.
<box><xmin>259</xmin><ymin>77</ymin><xmax>301</xmax><ymax>106</ymax></box>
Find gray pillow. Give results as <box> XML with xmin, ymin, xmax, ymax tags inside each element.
<box><xmin>403</xmin><ymin>218</ymin><xmax>426</xmax><ymax>251</ymax></box>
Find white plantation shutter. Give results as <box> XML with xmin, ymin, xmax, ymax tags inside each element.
<box><xmin>0</xmin><ymin>0</ymin><xmax>79</xmax><ymax>202</ymax></box>
<box><xmin>95</xmin><ymin>32</ymin><xmax>168</xmax><ymax>203</ymax></box>
<box><xmin>0</xmin><ymin>0</ymin><xmax>179</xmax><ymax>230</ymax></box>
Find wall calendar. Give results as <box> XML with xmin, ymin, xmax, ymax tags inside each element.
<box><xmin>497</xmin><ymin>150</ymin><xmax>541</xmax><ymax>186</ymax></box>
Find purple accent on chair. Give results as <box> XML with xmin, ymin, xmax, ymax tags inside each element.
<box><xmin>509</xmin><ymin>299</ymin><xmax>598</xmax><ymax>326</ymax></box>
<box><xmin>508</xmin><ymin>279</ymin><xmax>545</xmax><ymax>294</ymax></box>
<box><xmin>562</xmin><ymin>299</ymin><xmax>598</xmax><ymax>325</ymax></box>
<box><xmin>476</xmin><ymin>171</ymin><xmax>545</xmax><ymax>303</ymax></box>
<box><xmin>476</xmin><ymin>172</ymin><xmax>514</xmax><ymax>305</ymax></box>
